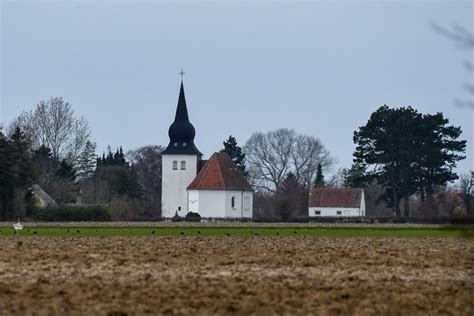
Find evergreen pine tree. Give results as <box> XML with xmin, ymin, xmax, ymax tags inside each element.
<box><xmin>220</xmin><ymin>135</ymin><xmax>247</xmax><ymax>175</ymax></box>
<box><xmin>57</xmin><ymin>159</ymin><xmax>76</xmax><ymax>181</ymax></box>
<box><xmin>314</xmin><ymin>163</ymin><xmax>324</xmax><ymax>187</ymax></box>
<box><xmin>353</xmin><ymin>105</ymin><xmax>466</xmax><ymax>216</ymax></box>
<box><xmin>0</xmin><ymin>127</ymin><xmax>35</xmax><ymax>220</ymax></box>
<box><xmin>77</xmin><ymin>140</ymin><xmax>97</xmax><ymax>178</ymax></box>
<box><xmin>0</xmin><ymin>132</ymin><xmax>15</xmax><ymax>220</ymax></box>
<box><xmin>106</xmin><ymin>145</ymin><xmax>114</xmax><ymax>165</ymax></box>
<box><xmin>10</xmin><ymin>127</ymin><xmax>34</xmax><ymax>186</ymax></box>
<box><xmin>342</xmin><ymin>163</ymin><xmax>367</xmax><ymax>188</ymax></box>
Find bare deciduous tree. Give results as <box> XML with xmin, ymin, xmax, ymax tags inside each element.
<box><xmin>432</xmin><ymin>23</ymin><xmax>474</xmax><ymax>109</ymax></box>
<box><xmin>326</xmin><ymin>168</ymin><xmax>346</xmax><ymax>188</ymax></box>
<box><xmin>459</xmin><ymin>173</ymin><xmax>473</xmax><ymax>214</ymax></box>
<box><xmin>127</xmin><ymin>145</ymin><xmax>164</xmax><ymax>216</ymax></box>
<box><xmin>9</xmin><ymin>97</ymin><xmax>93</xmax><ymax>168</ymax></box>
<box><xmin>244</xmin><ymin>128</ymin><xmax>334</xmax><ymax>192</ymax></box>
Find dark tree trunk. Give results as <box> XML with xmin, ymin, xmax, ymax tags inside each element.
<box><xmin>392</xmin><ymin>189</ymin><xmax>400</xmax><ymax>216</ymax></box>
<box><xmin>403</xmin><ymin>196</ymin><xmax>410</xmax><ymax>217</ymax></box>
<box><xmin>1</xmin><ymin>194</ymin><xmax>8</xmax><ymax>221</ymax></box>
<box><xmin>466</xmin><ymin>194</ymin><xmax>472</xmax><ymax>215</ymax></box>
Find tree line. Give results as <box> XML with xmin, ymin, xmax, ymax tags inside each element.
<box><xmin>0</xmin><ymin>97</ymin><xmax>471</xmax><ymax>220</ymax></box>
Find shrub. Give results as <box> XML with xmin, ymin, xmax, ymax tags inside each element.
<box><xmin>185</xmin><ymin>212</ymin><xmax>201</xmax><ymax>222</ymax></box>
<box><xmin>38</xmin><ymin>205</ymin><xmax>112</xmax><ymax>221</ymax></box>
<box><xmin>171</xmin><ymin>211</ymin><xmax>183</xmax><ymax>222</ymax></box>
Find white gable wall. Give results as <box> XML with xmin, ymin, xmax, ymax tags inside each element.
<box><xmin>188</xmin><ymin>190</ymin><xmax>226</xmax><ymax>217</ymax></box>
<box><xmin>161</xmin><ymin>154</ymin><xmax>198</xmax><ymax>217</ymax></box>
<box><xmin>225</xmin><ymin>190</ymin><xmax>253</xmax><ymax>218</ymax></box>
<box><xmin>188</xmin><ymin>190</ymin><xmax>200</xmax><ymax>213</ymax></box>
<box><xmin>360</xmin><ymin>190</ymin><xmax>366</xmax><ymax>215</ymax></box>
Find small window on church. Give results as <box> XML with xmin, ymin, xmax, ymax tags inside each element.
<box><xmin>173</xmin><ymin>161</ymin><xmax>178</xmax><ymax>170</ymax></box>
<box><xmin>183</xmin><ymin>142</ymin><xmax>187</xmax><ymax>147</ymax></box>
<box><xmin>174</xmin><ymin>142</ymin><xmax>178</xmax><ymax>147</ymax></box>
<box><xmin>181</xmin><ymin>161</ymin><xmax>186</xmax><ymax>170</ymax></box>
<box><xmin>231</xmin><ymin>196</ymin><xmax>235</xmax><ymax>209</ymax></box>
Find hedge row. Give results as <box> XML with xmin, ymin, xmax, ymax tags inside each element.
<box><xmin>38</xmin><ymin>205</ymin><xmax>112</xmax><ymax>222</ymax></box>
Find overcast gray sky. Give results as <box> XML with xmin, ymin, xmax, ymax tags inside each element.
<box><xmin>1</xmin><ymin>0</ymin><xmax>473</xmax><ymax>176</ymax></box>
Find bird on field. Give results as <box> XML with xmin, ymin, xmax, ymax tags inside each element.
<box><xmin>226</xmin><ymin>233</ymin><xmax>230</xmax><ymax>236</ymax></box>
<box><xmin>294</xmin><ymin>231</ymin><xmax>297</xmax><ymax>234</ymax></box>
<box><xmin>197</xmin><ymin>231</ymin><xmax>201</xmax><ymax>234</ymax></box>
<box><xmin>33</xmin><ymin>231</ymin><xmax>38</xmax><ymax>234</ymax></box>
<box><xmin>180</xmin><ymin>232</ymin><xmax>184</xmax><ymax>235</ymax></box>
<box><xmin>67</xmin><ymin>228</ymin><xmax>70</xmax><ymax>233</ymax></box>
<box><xmin>276</xmin><ymin>232</ymin><xmax>279</xmax><ymax>235</ymax></box>
<box><xmin>13</xmin><ymin>219</ymin><xmax>23</xmax><ymax>232</ymax></box>
<box><xmin>152</xmin><ymin>230</ymin><xmax>155</xmax><ymax>234</ymax></box>
<box><xmin>76</xmin><ymin>230</ymin><xmax>80</xmax><ymax>233</ymax></box>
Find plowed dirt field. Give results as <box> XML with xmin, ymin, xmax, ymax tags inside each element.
<box><xmin>0</xmin><ymin>236</ymin><xmax>472</xmax><ymax>315</ymax></box>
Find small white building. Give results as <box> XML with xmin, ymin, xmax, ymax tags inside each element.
<box><xmin>187</xmin><ymin>152</ymin><xmax>253</xmax><ymax>218</ymax></box>
<box><xmin>309</xmin><ymin>188</ymin><xmax>366</xmax><ymax>217</ymax></box>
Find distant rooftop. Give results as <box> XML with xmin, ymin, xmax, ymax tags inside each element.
<box><xmin>309</xmin><ymin>188</ymin><xmax>363</xmax><ymax>208</ymax></box>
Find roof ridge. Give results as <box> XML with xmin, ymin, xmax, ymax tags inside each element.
<box><xmin>215</xmin><ymin>153</ymin><xmax>225</xmax><ymax>188</ymax></box>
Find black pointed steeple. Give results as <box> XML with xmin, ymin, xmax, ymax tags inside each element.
<box><xmin>175</xmin><ymin>81</ymin><xmax>190</xmax><ymax>121</ymax></box>
<box><xmin>162</xmin><ymin>80</ymin><xmax>202</xmax><ymax>156</ymax></box>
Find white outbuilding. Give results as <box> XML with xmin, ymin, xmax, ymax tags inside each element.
<box><xmin>309</xmin><ymin>188</ymin><xmax>366</xmax><ymax>217</ymax></box>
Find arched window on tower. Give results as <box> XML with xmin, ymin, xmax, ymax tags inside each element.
<box><xmin>231</xmin><ymin>196</ymin><xmax>236</xmax><ymax>209</ymax></box>
<box><xmin>172</xmin><ymin>161</ymin><xmax>178</xmax><ymax>170</ymax></box>
<box><xmin>181</xmin><ymin>161</ymin><xmax>186</xmax><ymax>170</ymax></box>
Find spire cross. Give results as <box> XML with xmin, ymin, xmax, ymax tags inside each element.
<box><xmin>179</xmin><ymin>69</ymin><xmax>186</xmax><ymax>81</ymax></box>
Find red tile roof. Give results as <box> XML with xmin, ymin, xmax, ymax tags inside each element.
<box><xmin>309</xmin><ymin>188</ymin><xmax>363</xmax><ymax>208</ymax></box>
<box><xmin>188</xmin><ymin>152</ymin><xmax>253</xmax><ymax>191</ymax></box>
<box><xmin>198</xmin><ymin>159</ymin><xmax>208</xmax><ymax>172</ymax></box>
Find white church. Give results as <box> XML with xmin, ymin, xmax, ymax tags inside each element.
<box><xmin>161</xmin><ymin>80</ymin><xmax>253</xmax><ymax>218</ymax></box>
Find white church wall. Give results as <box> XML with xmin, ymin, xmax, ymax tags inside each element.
<box><xmin>188</xmin><ymin>190</ymin><xmax>253</xmax><ymax>218</ymax></box>
<box><xmin>243</xmin><ymin>191</ymin><xmax>253</xmax><ymax>218</ymax></box>
<box><xmin>224</xmin><ymin>190</ymin><xmax>242</xmax><ymax>217</ymax></box>
<box><xmin>161</xmin><ymin>154</ymin><xmax>198</xmax><ymax>217</ymax></box>
<box><xmin>190</xmin><ymin>190</ymin><xmax>226</xmax><ymax>218</ymax></box>
<box><xmin>188</xmin><ymin>190</ymin><xmax>200</xmax><ymax>213</ymax></box>
<box><xmin>224</xmin><ymin>191</ymin><xmax>253</xmax><ymax>218</ymax></box>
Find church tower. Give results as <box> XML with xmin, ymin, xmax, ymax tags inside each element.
<box><xmin>161</xmin><ymin>80</ymin><xmax>202</xmax><ymax>217</ymax></box>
